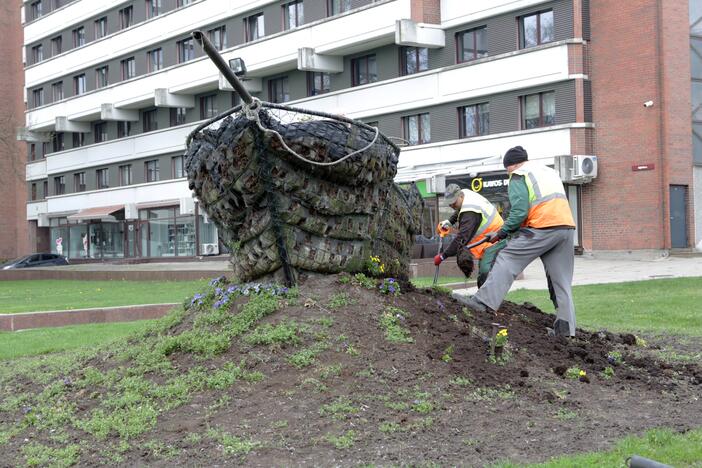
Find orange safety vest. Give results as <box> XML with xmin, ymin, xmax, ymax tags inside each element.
<box><xmin>458</xmin><ymin>189</ymin><xmax>504</xmax><ymax>259</ymax></box>
<box><xmin>511</xmin><ymin>162</ymin><xmax>576</xmax><ymax>228</ymax></box>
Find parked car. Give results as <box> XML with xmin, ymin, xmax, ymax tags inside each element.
<box><xmin>1</xmin><ymin>253</ymin><xmax>69</xmax><ymax>270</ymax></box>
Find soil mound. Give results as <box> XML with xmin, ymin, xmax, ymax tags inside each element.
<box><xmin>1</xmin><ymin>274</ymin><xmax>700</xmax><ymax>466</ymax></box>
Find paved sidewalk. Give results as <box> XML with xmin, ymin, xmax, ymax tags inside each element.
<box><xmin>453</xmin><ymin>254</ymin><xmax>702</xmax><ymax>296</ymax></box>
<box><xmin>35</xmin><ymin>260</ymin><xmax>231</xmax><ymax>272</ymax></box>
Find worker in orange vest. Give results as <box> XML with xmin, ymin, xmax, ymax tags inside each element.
<box><xmin>460</xmin><ymin>146</ymin><xmax>577</xmax><ymax>337</ymax></box>
<box><xmin>433</xmin><ymin>184</ymin><xmax>507</xmax><ymax>286</ymax></box>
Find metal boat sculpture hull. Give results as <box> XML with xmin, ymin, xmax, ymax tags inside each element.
<box><xmin>185</xmin><ymin>111</ymin><xmax>423</xmax><ymax>284</ymax></box>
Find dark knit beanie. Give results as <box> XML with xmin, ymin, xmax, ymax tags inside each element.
<box><xmin>503</xmin><ymin>146</ymin><xmax>528</xmax><ymax>168</ymax></box>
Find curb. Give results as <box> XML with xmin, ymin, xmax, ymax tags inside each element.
<box><xmin>0</xmin><ymin>303</ymin><xmax>178</xmax><ymax>332</ymax></box>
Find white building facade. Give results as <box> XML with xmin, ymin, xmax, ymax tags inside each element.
<box><xmin>22</xmin><ymin>0</ymin><xmax>694</xmax><ymax>258</ymax></box>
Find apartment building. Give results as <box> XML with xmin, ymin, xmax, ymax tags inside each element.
<box><xmin>19</xmin><ymin>0</ymin><xmax>698</xmax><ymax>261</ymax></box>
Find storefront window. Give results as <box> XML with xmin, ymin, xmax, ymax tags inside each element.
<box><xmin>198</xmin><ymin>212</ymin><xmax>218</xmax><ymax>253</ymax></box>
<box><xmin>69</xmin><ymin>224</ymin><xmax>89</xmax><ymax>258</ymax></box>
<box><xmin>50</xmin><ymin>225</ymin><xmax>69</xmax><ymax>257</ymax></box>
<box><xmin>139</xmin><ymin>207</ymin><xmax>198</xmax><ymax>257</ymax></box>
<box><xmin>89</xmin><ymin>222</ymin><xmax>124</xmax><ymax>258</ymax></box>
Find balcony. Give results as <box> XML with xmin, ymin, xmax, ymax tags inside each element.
<box><xmin>43</xmin><ymin>124</ymin><xmax>195</xmax><ymax>175</ymax></box>
<box><xmin>394</xmin><ymin>123</ymin><xmax>593</xmax><ymax>182</ymax></box>
<box><xmin>441</xmin><ymin>0</ymin><xmax>554</xmax><ymax>29</ymax></box>
<box><xmin>26</xmin><ymin>159</ymin><xmax>47</xmax><ymax>181</ymax></box>
<box><xmin>26</xmin><ymin>0</ymin><xmax>411</xmax><ymax>131</ymax></box>
<box><xmin>45</xmin><ymin>179</ymin><xmax>192</xmax><ymax>215</ymax></box>
<box><xmin>26</xmin><ymin>200</ymin><xmax>47</xmax><ymax>221</ymax></box>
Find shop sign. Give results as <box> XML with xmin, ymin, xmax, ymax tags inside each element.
<box><xmin>450</xmin><ymin>172</ymin><xmax>510</xmax><ymax>195</ymax></box>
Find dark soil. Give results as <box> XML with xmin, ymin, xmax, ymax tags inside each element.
<box><xmin>2</xmin><ymin>274</ymin><xmax>701</xmax><ymax>467</ymax></box>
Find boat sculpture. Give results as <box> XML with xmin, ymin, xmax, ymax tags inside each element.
<box><xmin>184</xmin><ymin>31</ymin><xmax>424</xmax><ymax>285</ymax></box>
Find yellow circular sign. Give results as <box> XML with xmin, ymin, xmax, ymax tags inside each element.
<box><xmin>471</xmin><ymin>178</ymin><xmax>483</xmax><ymax>192</ymax></box>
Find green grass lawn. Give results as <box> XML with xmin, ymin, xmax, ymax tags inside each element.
<box><xmin>506</xmin><ymin>277</ymin><xmax>702</xmax><ymax>336</ymax></box>
<box><xmin>0</xmin><ymin>279</ymin><xmax>209</xmax><ymax>314</ymax></box>
<box><xmin>0</xmin><ymin>320</ymin><xmax>156</xmax><ymax>360</ymax></box>
<box><xmin>495</xmin><ymin>427</ymin><xmax>702</xmax><ymax>467</ymax></box>
<box><xmin>411</xmin><ymin>276</ymin><xmax>470</xmax><ymax>288</ymax></box>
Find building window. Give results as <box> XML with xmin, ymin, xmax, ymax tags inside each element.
<box><xmin>96</xmin><ymin>66</ymin><xmax>109</xmax><ymax>88</ymax></box>
<box><xmin>327</xmin><ymin>0</ymin><xmax>352</xmax><ymax>16</ymax></box>
<box><xmin>119</xmin><ymin>6</ymin><xmax>133</xmax><ymax>29</ymax></box>
<box><xmin>119</xmin><ymin>164</ymin><xmax>132</xmax><ymax>186</ymax></box>
<box><xmin>52</xmin><ymin>0</ymin><xmax>63</xmax><ymax>8</ymax></box>
<box><xmin>94</xmin><ymin>17</ymin><xmax>108</xmax><ymax>40</ymax></box>
<box><xmin>51</xmin><ymin>82</ymin><xmax>63</xmax><ymax>101</ymax></box>
<box><xmin>459</xmin><ymin>103</ymin><xmax>490</xmax><ymax>138</ymax></box>
<box><xmin>170</xmin><ymin>107</ymin><xmax>187</xmax><ymax>126</ymax></box>
<box><xmin>31</xmin><ymin>44</ymin><xmax>43</xmax><ymax>64</ymax></box>
<box><xmin>400</xmin><ymin>47</ymin><xmax>428</xmax><ymax>75</ymax></box>
<box><xmin>72</xmin><ymin>132</ymin><xmax>85</xmax><ymax>148</ymax></box>
<box><xmin>146</xmin><ymin>0</ymin><xmax>162</xmax><ymax>19</ymax></box>
<box><xmin>43</xmin><ymin>180</ymin><xmax>48</xmax><ymax>197</ymax></box>
<box><xmin>117</xmin><ymin>121</ymin><xmax>132</xmax><ymax>138</ymax></box>
<box><xmin>74</xmin><ymin>172</ymin><xmax>86</xmax><ymax>192</ymax></box>
<box><xmin>32</xmin><ymin>88</ymin><xmax>44</xmax><ymax>107</ymax></box>
<box><xmin>145</xmin><ymin>160</ymin><xmax>160</xmax><ymax>182</ymax></box>
<box><xmin>177</xmin><ymin>0</ymin><xmax>193</xmax><ymax>6</ymax></box>
<box><xmin>283</xmin><ymin>1</ymin><xmax>304</xmax><ymax>30</ymax></box>
<box><xmin>147</xmin><ymin>48</ymin><xmax>163</xmax><ymax>72</ymax></box>
<box><xmin>52</xmin><ymin>132</ymin><xmax>65</xmax><ymax>152</ymax></box>
<box><xmin>143</xmin><ymin>109</ymin><xmax>158</xmax><ymax>132</ymax></box>
<box><xmin>54</xmin><ymin>176</ymin><xmax>66</xmax><ymax>195</ymax></box>
<box><xmin>42</xmin><ymin>142</ymin><xmax>50</xmax><ymax>156</ymax></box>
<box><xmin>31</xmin><ymin>183</ymin><xmax>37</xmax><ymax>201</ymax></box>
<box><xmin>522</xmin><ymin>91</ymin><xmax>555</xmax><ymax>129</ymax></box>
<box><xmin>30</xmin><ymin>1</ymin><xmax>43</xmax><ymax>20</ymax></box>
<box><xmin>121</xmin><ymin>57</ymin><xmax>136</xmax><ymax>80</ymax></box>
<box><xmin>456</xmin><ymin>26</ymin><xmax>487</xmax><ymax>63</ymax></box>
<box><xmin>94</xmin><ymin>122</ymin><xmax>107</xmax><ymax>143</ymax></box>
<box><xmin>268</xmin><ymin>77</ymin><xmax>289</xmax><ymax>103</ymax></box>
<box><xmin>172</xmin><ymin>155</ymin><xmax>184</xmax><ymax>178</ymax></box>
<box><xmin>199</xmin><ymin>95</ymin><xmax>218</xmax><ymax>119</ymax></box>
<box><xmin>73</xmin><ymin>74</ymin><xmax>86</xmax><ymax>95</ymax></box>
<box><xmin>520</xmin><ymin>10</ymin><xmax>554</xmax><ymax>48</ymax></box>
<box><xmin>402</xmin><ymin>113</ymin><xmax>430</xmax><ymax>145</ymax></box>
<box><xmin>96</xmin><ymin>168</ymin><xmax>109</xmax><ymax>189</ymax></box>
<box><xmin>244</xmin><ymin>13</ymin><xmax>264</xmax><ymax>42</ymax></box>
<box><xmin>307</xmin><ymin>72</ymin><xmax>330</xmax><ymax>96</ymax></box>
<box><xmin>351</xmin><ymin>54</ymin><xmax>377</xmax><ymax>86</ymax></box>
<box><xmin>208</xmin><ymin>26</ymin><xmax>227</xmax><ymax>51</ymax></box>
<box><xmin>29</xmin><ymin>143</ymin><xmax>37</xmax><ymax>161</ymax></box>
<box><xmin>72</xmin><ymin>27</ymin><xmax>85</xmax><ymax>48</ymax></box>
<box><xmin>177</xmin><ymin>38</ymin><xmax>195</xmax><ymax>63</ymax></box>
<box><xmin>51</xmin><ymin>36</ymin><xmax>62</xmax><ymax>55</ymax></box>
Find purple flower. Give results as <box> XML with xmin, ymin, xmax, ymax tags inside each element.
<box><xmin>388</xmin><ymin>286</ymin><xmax>396</xmax><ymax>293</ymax></box>
<box><xmin>388</xmin><ymin>278</ymin><xmax>395</xmax><ymax>283</ymax></box>
<box><xmin>215</xmin><ymin>287</ymin><xmax>223</xmax><ymax>296</ymax></box>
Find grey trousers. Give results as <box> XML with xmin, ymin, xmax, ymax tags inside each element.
<box><xmin>474</xmin><ymin>228</ymin><xmax>576</xmax><ymax>336</ymax></box>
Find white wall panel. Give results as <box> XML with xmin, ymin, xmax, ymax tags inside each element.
<box><xmin>26</xmin><ymin>201</ymin><xmax>47</xmax><ymax>220</ymax></box>
<box><xmin>46</xmin><ymin>125</ymin><xmax>195</xmax><ymax>174</ymax></box>
<box><xmin>441</xmin><ymin>0</ymin><xmax>553</xmax><ymax>29</ymax></box>
<box><xmin>45</xmin><ymin>179</ymin><xmax>192</xmax><ymax>214</ymax></box>
<box><xmin>26</xmin><ymin>160</ymin><xmax>47</xmax><ymax>181</ymax></box>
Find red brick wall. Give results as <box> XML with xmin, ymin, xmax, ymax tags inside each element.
<box><xmin>0</xmin><ymin>1</ymin><xmax>28</xmax><ymax>259</ymax></box>
<box><xmin>411</xmin><ymin>0</ymin><xmax>440</xmax><ymax>24</ymax></box>
<box><xmin>586</xmin><ymin>0</ymin><xmax>692</xmax><ymax>250</ymax></box>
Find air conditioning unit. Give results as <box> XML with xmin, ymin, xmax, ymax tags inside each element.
<box><xmin>554</xmin><ymin>155</ymin><xmax>598</xmax><ymax>184</ymax></box>
<box><xmin>425</xmin><ymin>174</ymin><xmax>446</xmax><ymax>194</ymax></box>
<box><xmin>201</xmin><ymin>243</ymin><xmax>219</xmax><ymax>256</ymax></box>
<box><xmin>573</xmin><ymin>155</ymin><xmax>598</xmax><ymax>179</ymax></box>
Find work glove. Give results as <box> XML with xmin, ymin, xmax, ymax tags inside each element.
<box><xmin>484</xmin><ymin>230</ymin><xmax>505</xmax><ymax>243</ymax></box>
<box><xmin>439</xmin><ymin>220</ymin><xmax>452</xmax><ymax>230</ymax></box>
<box><xmin>433</xmin><ymin>254</ymin><xmax>444</xmax><ymax>266</ymax></box>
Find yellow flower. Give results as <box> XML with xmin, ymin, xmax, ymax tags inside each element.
<box><xmin>380</xmin><ymin>265</ymin><xmax>385</xmax><ymax>272</ymax></box>
<box><xmin>579</xmin><ymin>370</ymin><xmax>587</xmax><ymax>377</ymax></box>
<box><xmin>497</xmin><ymin>329</ymin><xmax>508</xmax><ymax>337</ymax></box>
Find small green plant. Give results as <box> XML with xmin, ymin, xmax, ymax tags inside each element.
<box><xmin>325</xmin><ymin>430</ymin><xmax>356</xmax><ymax>449</ymax></box>
<box><xmin>441</xmin><ymin>345</ymin><xmax>454</xmax><ymax>363</ymax></box>
<box><xmin>494</xmin><ymin>328</ymin><xmax>508</xmax><ymax>348</ymax></box>
<box><xmin>431</xmin><ymin>285</ymin><xmax>452</xmax><ymax>295</ymax></box>
<box><xmin>288</xmin><ymin>343</ymin><xmax>326</xmax><ymax>368</ymax></box>
<box><xmin>272</xmin><ymin>420</ymin><xmax>288</xmax><ymax>429</ymax></box>
<box><xmin>352</xmin><ymin>273</ymin><xmax>376</xmax><ymax>289</ymax></box>
<box><xmin>607</xmin><ymin>350</ymin><xmax>623</xmax><ymax>365</ymax></box>
<box><xmin>555</xmin><ymin>409</ymin><xmax>578</xmax><ymax>421</ymax></box>
<box><xmin>379</xmin><ymin>307</ymin><xmax>413</xmax><ymax>343</ymax></box>
<box><xmin>601</xmin><ymin>366</ymin><xmax>615</xmax><ymax>379</ymax></box>
<box><xmin>379</xmin><ymin>278</ymin><xmax>401</xmax><ymax>296</ymax></box>
<box><xmin>450</xmin><ymin>376</ymin><xmax>473</xmax><ymax>387</ymax></box>
<box><xmin>338</xmin><ymin>274</ymin><xmax>351</xmax><ymax>285</ymax></box>
<box><xmin>565</xmin><ymin>366</ymin><xmax>583</xmax><ymax>380</ymax></box>
<box><xmin>319</xmin><ymin>364</ymin><xmax>343</xmax><ymax>380</ymax></box>
<box><xmin>366</xmin><ymin>255</ymin><xmax>386</xmax><ymax>277</ymax></box>
<box><xmin>379</xmin><ymin>421</ymin><xmax>402</xmax><ymax>433</ymax></box>
<box><xmin>245</xmin><ymin>321</ymin><xmax>302</xmax><ymax>347</ymax></box>
<box><xmin>207</xmin><ymin>428</ymin><xmax>260</xmax><ymax>456</ymax></box>
<box><xmin>319</xmin><ymin>398</ymin><xmax>359</xmax><ymax>420</ymax></box>
<box><xmin>462</xmin><ymin>307</ymin><xmax>473</xmax><ymax>320</ymax></box>
<box><xmin>635</xmin><ymin>335</ymin><xmax>647</xmax><ymax>347</ymax></box>
<box><xmin>328</xmin><ymin>292</ymin><xmax>353</xmax><ymax>309</ymax></box>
